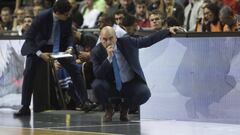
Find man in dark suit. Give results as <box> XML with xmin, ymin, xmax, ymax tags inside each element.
<box><xmin>91</xmin><ymin>26</ymin><xmax>184</xmax><ymax>122</ymax></box>
<box><xmin>14</xmin><ymin>0</ymin><xmax>94</xmax><ymax>117</ymax></box>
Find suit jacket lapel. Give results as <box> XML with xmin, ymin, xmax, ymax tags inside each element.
<box><xmin>98</xmin><ymin>44</ymin><xmax>108</xmax><ymax>60</ymax></box>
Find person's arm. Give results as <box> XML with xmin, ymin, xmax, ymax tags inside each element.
<box><xmin>21</xmin><ymin>15</ymin><xmax>43</xmax><ymax>55</ymax></box>
<box><xmin>124</xmin><ymin>26</ymin><xmax>184</xmax><ymax>49</ymax></box>
<box><xmin>21</xmin><ymin>15</ymin><xmax>49</xmax><ymax>60</ymax></box>
<box><xmin>90</xmin><ymin>47</ymin><xmax>113</xmax><ymax>79</ymax></box>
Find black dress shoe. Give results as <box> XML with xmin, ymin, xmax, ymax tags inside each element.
<box><xmin>82</xmin><ymin>101</ymin><xmax>98</xmax><ymax>113</ymax></box>
<box><xmin>14</xmin><ymin>107</ymin><xmax>31</xmax><ymax>117</ymax></box>
<box><xmin>119</xmin><ymin>105</ymin><xmax>129</xmax><ymax>122</ymax></box>
<box><xmin>103</xmin><ymin>104</ymin><xmax>114</xmax><ymax>122</ymax></box>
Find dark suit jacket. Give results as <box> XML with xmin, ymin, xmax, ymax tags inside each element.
<box><xmin>21</xmin><ymin>9</ymin><xmax>73</xmax><ymax>56</ymax></box>
<box><xmin>91</xmin><ymin>29</ymin><xmax>171</xmax><ymax>83</ymax></box>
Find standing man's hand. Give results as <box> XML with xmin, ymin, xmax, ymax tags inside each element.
<box><xmin>169</xmin><ymin>26</ymin><xmax>186</xmax><ymax>34</ymax></box>
<box><xmin>65</xmin><ymin>48</ymin><xmax>73</xmax><ymax>54</ymax></box>
<box><xmin>39</xmin><ymin>53</ymin><xmax>51</xmax><ymax>62</ymax></box>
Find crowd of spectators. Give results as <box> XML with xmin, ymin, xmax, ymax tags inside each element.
<box><xmin>1</xmin><ymin>0</ymin><xmax>240</xmax><ymax>36</ymax></box>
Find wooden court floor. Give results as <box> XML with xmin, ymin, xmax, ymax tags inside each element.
<box><xmin>0</xmin><ymin>110</ymin><xmax>140</xmax><ymax>135</ymax></box>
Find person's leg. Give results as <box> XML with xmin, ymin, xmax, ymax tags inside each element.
<box><xmin>121</xmin><ymin>78</ymin><xmax>151</xmax><ymax>108</ymax></box>
<box><xmin>92</xmin><ymin>79</ymin><xmax>117</xmax><ymax>122</ymax></box>
<box><xmin>120</xmin><ymin>77</ymin><xmax>151</xmax><ymax>121</ymax></box>
<box><xmin>15</xmin><ymin>55</ymin><xmax>37</xmax><ymax>117</ymax></box>
<box><xmin>58</xmin><ymin>57</ymin><xmax>97</xmax><ymax>112</ymax></box>
<box><xmin>58</xmin><ymin>57</ymin><xmax>87</xmax><ymax>104</ymax></box>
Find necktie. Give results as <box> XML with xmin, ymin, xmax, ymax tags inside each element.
<box><xmin>112</xmin><ymin>54</ymin><xmax>122</xmax><ymax>91</ymax></box>
<box><xmin>52</xmin><ymin>21</ymin><xmax>60</xmax><ymax>53</ymax></box>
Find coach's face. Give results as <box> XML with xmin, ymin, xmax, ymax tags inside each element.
<box><xmin>100</xmin><ymin>27</ymin><xmax>117</xmax><ymax>49</ymax></box>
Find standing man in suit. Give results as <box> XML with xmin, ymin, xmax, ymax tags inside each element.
<box><xmin>91</xmin><ymin>26</ymin><xmax>184</xmax><ymax>122</ymax></box>
<box><xmin>14</xmin><ymin>0</ymin><xmax>95</xmax><ymax>117</ymax></box>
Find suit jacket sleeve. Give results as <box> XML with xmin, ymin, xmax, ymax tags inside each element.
<box><xmin>121</xmin><ymin>29</ymin><xmax>171</xmax><ymax>49</ymax></box>
<box><xmin>90</xmin><ymin>46</ymin><xmax>113</xmax><ymax>79</ymax></box>
<box><xmin>21</xmin><ymin>15</ymin><xmax>47</xmax><ymax>56</ymax></box>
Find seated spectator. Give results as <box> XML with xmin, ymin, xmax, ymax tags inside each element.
<box><xmin>81</xmin><ymin>0</ymin><xmax>101</xmax><ymax>28</ymax></box>
<box><xmin>219</xmin><ymin>6</ymin><xmax>238</xmax><ymax>32</ymax></box>
<box><xmin>114</xmin><ymin>9</ymin><xmax>126</xmax><ymax>27</ymax></box>
<box><xmin>14</xmin><ymin>9</ymin><xmax>34</xmax><ymax>35</ymax></box>
<box><xmin>149</xmin><ymin>10</ymin><xmax>166</xmax><ymax>30</ymax></box>
<box><xmin>68</xmin><ymin>0</ymin><xmax>83</xmax><ymax>28</ymax></box>
<box><xmin>135</xmin><ymin>0</ymin><xmax>150</xmax><ymax>28</ymax></box>
<box><xmin>159</xmin><ymin>0</ymin><xmax>184</xmax><ymax>26</ymax></box>
<box><xmin>184</xmin><ymin>0</ymin><xmax>203</xmax><ymax>31</ymax></box>
<box><xmin>20</xmin><ymin>15</ymin><xmax>34</xmax><ymax>35</ymax></box>
<box><xmin>0</xmin><ymin>7</ymin><xmax>13</xmax><ymax>30</ymax></box>
<box><xmin>195</xmin><ymin>3</ymin><xmax>222</xmax><ymax>32</ymax></box>
<box><xmin>236</xmin><ymin>15</ymin><xmax>240</xmax><ymax>32</ymax></box>
<box><xmin>12</xmin><ymin>8</ymin><xmax>25</xmax><ymax>32</ymax></box>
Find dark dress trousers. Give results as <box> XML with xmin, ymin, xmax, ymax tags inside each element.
<box><xmin>21</xmin><ymin>9</ymin><xmax>87</xmax><ymax>107</ymax></box>
<box><xmin>91</xmin><ymin>29</ymin><xmax>171</xmax><ymax>107</ymax></box>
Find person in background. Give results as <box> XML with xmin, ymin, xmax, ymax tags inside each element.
<box><xmin>236</xmin><ymin>14</ymin><xmax>240</xmax><ymax>32</ymax></box>
<box><xmin>114</xmin><ymin>9</ymin><xmax>126</xmax><ymax>27</ymax></box>
<box><xmin>184</xmin><ymin>0</ymin><xmax>203</xmax><ymax>31</ymax></box>
<box><xmin>149</xmin><ymin>10</ymin><xmax>166</xmax><ymax>30</ymax></box>
<box><xmin>165</xmin><ymin>16</ymin><xmax>180</xmax><ymax>27</ymax></box>
<box><xmin>135</xmin><ymin>0</ymin><xmax>150</xmax><ymax>28</ymax></box>
<box><xmin>68</xmin><ymin>0</ymin><xmax>84</xmax><ymax>28</ymax></box>
<box><xmin>20</xmin><ymin>15</ymin><xmax>34</xmax><ymax>35</ymax></box>
<box><xmin>159</xmin><ymin>0</ymin><xmax>184</xmax><ymax>26</ymax></box>
<box><xmin>195</xmin><ymin>3</ymin><xmax>222</xmax><ymax>32</ymax></box>
<box><xmin>81</xmin><ymin>0</ymin><xmax>101</xmax><ymax>28</ymax></box>
<box><xmin>12</xmin><ymin>8</ymin><xmax>25</xmax><ymax>32</ymax></box>
<box><xmin>219</xmin><ymin>5</ymin><xmax>238</xmax><ymax>32</ymax></box>
<box><xmin>0</xmin><ymin>7</ymin><xmax>13</xmax><ymax>30</ymax></box>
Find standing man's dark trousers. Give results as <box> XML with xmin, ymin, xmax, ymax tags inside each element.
<box><xmin>21</xmin><ymin>55</ymin><xmax>40</xmax><ymax>108</ymax></box>
<box><xmin>15</xmin><ymin>55</ymin><xmax>48</xmax><ymax>116</ymax></box>
<box><xmin>92</xmin><ymin>77</ymin><xmax>151</xmax><ymax>121</ymax></box>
